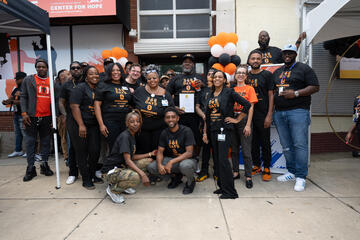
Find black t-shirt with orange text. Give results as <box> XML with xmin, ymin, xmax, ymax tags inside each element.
<box><xmin>273</xmin><ymin>62</ymin><xmax>319</xmax><ymax>111</ymax></box>
<box><xmin>70</xmin><ymin>82</ymin><xmax>97</xmax><ymax>126</ymax></box>
<box><xmin>158</xmin><ymin>125</ymin><xmax>195</xmax><ymax>158</ymax></box>
<box><xmin>256</xmin><ymin>46</ymin><xmax>283</xmax><ymax>64</ymax></box>
<box><xmin>247</xmin><ymin>70</ymin><xmax>274</xmax><ymax>118</ymax></box>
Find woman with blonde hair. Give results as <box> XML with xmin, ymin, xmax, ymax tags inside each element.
<box><xmin>101</xmin><ymin>110</ymin><xmax>157</xmax><ymax>204</ymax></box>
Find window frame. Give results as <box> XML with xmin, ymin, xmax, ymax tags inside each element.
<box><xmin>137</xmin><ymin>0</ymin><xmax>212</xmax><ymax>40</ymax></box>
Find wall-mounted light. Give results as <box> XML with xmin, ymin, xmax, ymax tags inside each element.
<box><xmin>129</xmin><ymin>29</ymin><xmax>137</xmax><ymax>37</ymax></box>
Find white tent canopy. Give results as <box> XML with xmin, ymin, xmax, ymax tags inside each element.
<box><xmin>305</xmin><ymin>0</ymin><xmax>360</xmax><ymax>45</ymax></box>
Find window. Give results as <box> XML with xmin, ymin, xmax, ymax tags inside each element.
<box><xmin>138</xmin><ymin>0</ymin><xmax>211</xmax><ymax>39</ymax></box>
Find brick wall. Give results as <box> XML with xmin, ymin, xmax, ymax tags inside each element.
<box><xmin>0</xmin><ymin>112</ymin><xmax>14</xmax><ymax>131</ymax></box>
<box><xmin>124</xmin><ymin>0</ymin><xmax>138</xmax><ymax>63</ymax></box>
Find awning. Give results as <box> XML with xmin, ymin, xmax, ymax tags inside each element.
<box><xmin>0</xmin><ymin>0</ymin><xmax>50</xmax><ymax>35</ymax></box>
<box><xmin>305</xmin><ymin>0</ymin><xmax>360</xmax><ymax>45</ymax></box>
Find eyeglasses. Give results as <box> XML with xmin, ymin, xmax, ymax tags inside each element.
<box><xmin>81</xmin><ymin>64</ymin><xmax>88</xmax><ymax>68</ymax></box>
<box><xmin>167</xmin><ymin>73</ymin><xmax>175</xmax><ymax>77</ymax></box>
<box><xmin>71</xmin><ymin>67</ymin><xmax>81</xmax><ymax>70</ymax></box>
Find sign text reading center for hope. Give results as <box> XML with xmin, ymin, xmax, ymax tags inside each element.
<box><xmin>30</xmin><ymin>0</ymin><xmax>116</xmax><ymax>18</ymax></box>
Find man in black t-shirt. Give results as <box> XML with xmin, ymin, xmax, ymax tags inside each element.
<box><xmin>59</xmin><ymin>61</ymin><xmax>83</xmax><ymax>185</ymax></box>
<box><xmin>2</xmin><ymin>71</ymin><xmax>27</xmax><ymax>158</ymax></box>
<box><xmin>167</xmin><ymin>54</ymin><xmax>205</xmax><ymax>156</ymax></box>
<box><xmin>247</xmin><ymin>50</ymin><xmax>274</xmax><ymax>181</ymax></box>
<box><xmin>147</xmin><ymin>107</ymin><xmax>197</xmax><ymax>194</ymax></box>
<box><xmin>272</xmin><ymin>44</ymin><xmax>319</xmax><ymax>192</ymax></box>
<box><xmin>123</xmin><ymin>63</ymin><xmax>142</xmax><ymax>90</ymax></box>
<box><xmin>255</xmin><ymin>31</ymin><xmax>307</xmax><ymax>64</ymax></box>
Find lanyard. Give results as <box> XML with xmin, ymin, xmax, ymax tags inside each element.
<box><xmin>281</xmin><ymin>62</ymin><xmax>296</xmax><ymax>84</ymax></box>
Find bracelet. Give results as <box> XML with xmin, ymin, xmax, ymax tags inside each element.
<box><xmin>296</xmin><ymin>40</ymin><xmax>301</xmax><ymax>44</ymax></box>
<box><xmin>148</xmin><ymin>152</ymin><xmax>152</xmax><ymax>158</ymax></box>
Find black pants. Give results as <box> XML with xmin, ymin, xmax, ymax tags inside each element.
<box><xmin>66</xmin><ymin>117</ymin><xmax>79</xmax><ymax>177</ymax></box>
<box><xmin>200</xmin><ymin>129</ymin><xmax>217</xmax><ymax>176</ymax></box>
<box><xmin>210</xmin><ymin>128</ymin><xmax>238</xmax><ymax>198</ymax></box>
<box><xmin>252</xmin><ymin>117</ymin><xmax>271</xmax><ymax>168</ymax></box>
<box><xmin>104</xmin><ymin>114</ymin><xmax>126</xmax><ymax>152</ymax></box>
<box><xmin>25</xmin><ymin>116</ymin><xmax>51</xmax><ymax>167</ymax></box>
<box><xmin>230</xmin><ymin>117</ymin><xmax>252</xmax><ymax>177</ymax></box>
<box><xmin>136</xmin><ymin>127</ymin><xmax>163</xmax><ymax>154</ymax></box>
<box><xmin>180</xmin><ymin>113</ymin><xmax>201</xmax><ymax>148</ymax></box>
<box><xmin>70</xmin><ymin>123</ymin><xmax>100</xmax><ymax>184</ymax></box>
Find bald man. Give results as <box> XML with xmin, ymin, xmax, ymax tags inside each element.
<box><xmin>254</xmin><ymin>31</ymin><xmax>306</xmax><ymax>65</ymax></box>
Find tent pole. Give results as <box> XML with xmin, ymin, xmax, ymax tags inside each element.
<box><xmin>46</xmin><ymin>34</ymin><xmax>61</xmax><ymax>189</ymax></box>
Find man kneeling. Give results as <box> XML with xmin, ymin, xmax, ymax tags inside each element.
<box><xmin>147</xmin><ymin>107</ymin><xmax>197</xmax><ymax>194</ymax></box>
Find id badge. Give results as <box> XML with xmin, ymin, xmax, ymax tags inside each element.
<box><xmin>122</xmin><ymin>86</ymin><xmax>128</xmax><ymax>90</ymax></box>
<box><xmin>162</xmin><ymin>99</ymin><xmax>169</xmax><ymax>106</ymax></box>
<box><xmin>279</xmin><ymin>87</ymin><xmax>284</xmax><ymax>94</ymax></box>
<box><xmin>217</xmin><ymin>134</ymin><xmax>226</xmax><ymax>142</ymax></box>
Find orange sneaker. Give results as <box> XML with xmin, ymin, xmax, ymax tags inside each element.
<box><xmin>251</xmin><ymin>166</ymin><xmax>262</xmax><ymax>176</ymax></box>
<box><xmin>262</xmin><ymin>168</ymin><xmax>271</xmax><ymax>181</ymax></box>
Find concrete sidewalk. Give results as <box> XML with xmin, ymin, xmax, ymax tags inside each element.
<box><xmin>0</xmin><ymin>152</ymin><xmax>359</xmax><ymax>240</ymax></box>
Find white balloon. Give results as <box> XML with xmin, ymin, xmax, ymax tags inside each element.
<box><xmin>109</xmin><ymin>57</ymin><xmax>118</xmax><ymax>63</ymax></box>
<box><xmin>118</xmin><ymin>57</ymin><xmax>128</xmax><ymax>67</ymax></box>
<box><xmin>211</xmin><ymin>44</ymin><xmax>225</xmax><ymax>58</ymax></box>
<box><xmin>224</xmin><ymin>43</ymin><xmax>237</xmax><ymax>56</ymax></box>
<box><xmin>225</xmin><ymin>73</ymin><xmax>234</xmax><ymax>82</ymax></box>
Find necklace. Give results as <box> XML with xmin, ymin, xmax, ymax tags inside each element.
<box><xmin>146</xmin><ymin>85</ymin><xmax>159</xmax><ymax>98</ymax></box>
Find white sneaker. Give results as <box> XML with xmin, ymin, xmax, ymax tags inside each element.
<box><xmin>277</xmin><ymin>172</ymin><xmax>296</xmax><ymax>182</ymax></box>
<box><xmin>22</xmin><ymin>153</ymin><xmax>27</xmax><ymax>158</ymax></box>
<box><xmin>106</xmin><ymin>186</ymin><xmax>125</xmax><ymax>204</ymax></box>
<box><xmin>66</xmin><ymin>176</ymin><xmax>76</xmax><ymax>185</ymax></box>
<box><xmin>124</xmin><ymin>187</ymin><xmax>136</xmax><ymax>195</ymax></box>
<box><xmin>294</xmin><ymin>178</ymin><xmax>306</xmax><ymax>192</ymax></box>
<box><xmin>35</xmin><ymin>154</ymin><xmax>42</xmax><ymax>162</ymax></box>
<box><xmin>95</xmin><ymin>170</ymin><xmax>102</xmax><ymax>179</ymax></box>
<box><xmin>8</xmin><ymin>151</ymin><xmax>23</xmax><ymax>158</ymax></box>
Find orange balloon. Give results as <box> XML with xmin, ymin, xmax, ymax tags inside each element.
<box><xmin>121</xmin><ymin>49</ymin><xmax>129</xmax><ymax>58</ymax></box>
<box><xmin>111</xmin><ymin>47</ymin><xmax>123</xmax><ymax>59</ymax></box>
<box><xmin>224</xmin><ymin>63</ymin><xmax>236</xmax><ymax>75</ymax></box>
<box><xmin>208</xmin><ymin>36</ymin><xmax>217</xmax><ymax>47</ymax></box>
<box><xmin>217</xmin><ymin>32</ymin><xmax>228</xmax><ymax>47</ymax></box>
<box><xmin>212</xmin><ymin>63</ymin><xmax>225</xmax><ymax>72</ymax></box>
<box><xmin>228</xmin><ymin>33</ymin><xmax>238</xmax><ymax>44</ymax></box>
<box><xmin>101</xmin><ymin>50</ymin><xmax>112</xmax><ymax>59</ymax></box>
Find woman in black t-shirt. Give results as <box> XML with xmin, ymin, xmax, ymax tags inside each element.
<box><xmin>94</xmin><ymin>63</ymin><xmax>132</xmax><ymax>151</ymax></box>
<box><xmin>70</xmin><ymin>66</ymin><xmax>102</xmax><ymax>190</ymax></box>
<box><xmin>102</xmin><ymin>110</ymin><xmax>157</xmax><ymax>204</ymax></box>
<box><xmin>133</xmin><ymin>65</ymin><xmax>174</xmax><ymax>154</ymax></box>
<box><xmin>203</xmin><ymin>70</ymin><xmax>250</xmax><ymax>199</ymax></box>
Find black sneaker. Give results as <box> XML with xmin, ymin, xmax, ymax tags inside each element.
<box><xmin>82</xmin><ymin>181</ymin><xmax>95</xmax><ymax>190</ymax></box>
<box><xmin>167</xmin><ymin>174</ymin><xmax>182</xmax><ymax>189</ymax></box>
<box><xmin>245</xmin><ymin>179</ymin><xmax>253</xmax><ymax>189</ymax></box>
<box><xmin>23</xmin><ymin>166</ymin><xmax>37</xmax><ymax>182</ymax></box>
<box><xmin>93</xmin><ymin>176</ymin><xmax>104</xmax><ymax>184</ymax></box>
<box><xmin>40</xmin><ymin>162</ymin><xmax>54</xmax><ymax>176</ymax></box>
<box><xmin>183</xmin><ymin>179</ymin><xmax>196</xmax><ymax>194</ymax></box>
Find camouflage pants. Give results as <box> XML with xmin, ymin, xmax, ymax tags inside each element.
<box><xmin>105</xmin><ymin>158</ymin><xmax>153</xmax><ymax>194</ymax></box>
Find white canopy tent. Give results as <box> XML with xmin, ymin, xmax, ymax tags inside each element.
<box><xmin>0</xmin><ymin>0</ymin><xmax>61</xmax><ymax>188</ymax></box>
<box><xmin>305</xmin><ymin>0</ymin><xmax>360</xmax><ymax>46</ymax></box>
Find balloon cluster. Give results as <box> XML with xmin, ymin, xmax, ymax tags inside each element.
<box><xmin>208</xmin><ymin>32</ymin><xmax>241</xmax><ymax>79</ymax></box>
<box><xmin>101</xmin><ymin>47</ymin><xmax>129</xmax><ymax>68</ymax></box>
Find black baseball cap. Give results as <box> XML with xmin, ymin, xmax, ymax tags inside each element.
<box><xmin>15</xmin><ymin>72</ymin><xmax>26</xmax><ymax>80</ymax></box>
<box><xmin>182</xmin><ymin>53</ymin><xmax>195</xmax><ymax>62</ymax></box>
<box><xmin>104</xmin><ymin>58</ymin><xmax>114</xmax><ymax>64</ymax></box>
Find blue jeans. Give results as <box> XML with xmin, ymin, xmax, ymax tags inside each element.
<box><xmin>13</xmin><ymin>114</ymin><xmax>25</xmax><ymax>152</ymax></box>
<box><xmin>273</xmin><ymin>108</ymin><xmax>310</xmax><ymax>179</ymax></box>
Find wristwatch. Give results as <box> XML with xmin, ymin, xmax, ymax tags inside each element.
<box><xmin>294</xmin><ymin>90</ymin><xmax>300</xmax><ymax>97</ymax></box>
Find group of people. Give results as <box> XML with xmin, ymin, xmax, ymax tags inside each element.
<box><xmin>5</xmin><ymin>30</ymin><xmax>320</xmax><ymax>204</ymax></box>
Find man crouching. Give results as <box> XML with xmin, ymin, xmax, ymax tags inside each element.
<box><xmin>147</xmin><ymin>107</ymin><xmax>197</xmax><ymax>194</ymax></box>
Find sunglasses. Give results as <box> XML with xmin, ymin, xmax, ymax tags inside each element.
<box><xmin>71</xmin><ymin>66</ymin><xmax>81</xmax><ymax>70</ymax></box>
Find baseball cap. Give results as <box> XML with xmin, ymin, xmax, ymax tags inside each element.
<box><xmin>282</xmin><ymin>44</ymin><xmax>297</xmax><ymax>53</ymax></box>
<box><xmin>182</xmin><ymin>53</ymin><xmax>195</xmax><ymax>61</ymax></box>
<box><xmin>15</xmin><ymin>72</ymin><xmax>27</xmax><ymax>80</ymax></box>
<box><xmin>160</xmin><ymin>75</ymin><xmax>170</xmax><ymax>81</ymax></box>
<box><xmin>103</xmin><ymin>58</ymin><xmax>114</xmax><ymax>64</ymax></box>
